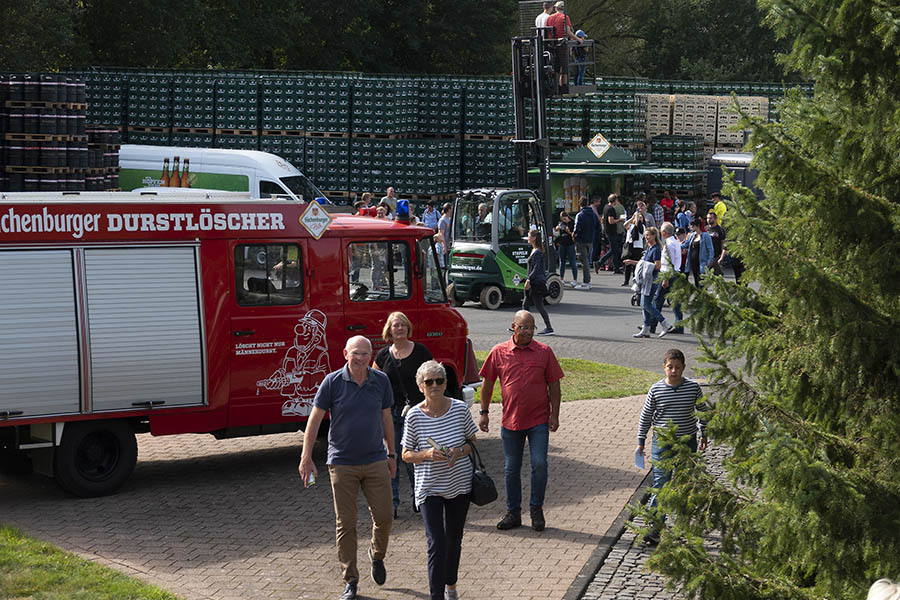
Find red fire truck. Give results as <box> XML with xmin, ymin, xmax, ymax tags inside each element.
<box><xmin>0</xmin><ymin>193</ymin><xmax>479</xmax><ymax>496</ymax></box>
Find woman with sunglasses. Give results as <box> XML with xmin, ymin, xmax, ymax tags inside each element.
<box><xmin>402</xmin><ymin>360</ymin><xmax>478</xmax><ymax>600</ymax></box>
<box><xmin>374</xmin><ymin>311</ymin><xmax>433</xmax><ymax>518</ymax></box>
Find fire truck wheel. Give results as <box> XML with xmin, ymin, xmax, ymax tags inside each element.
<box><xmin>479</xmin><ymin>285</ymin><xmax>503</xmax><ymax>310</ymax></box>
<box><xmin>54</xmin><ymin>420</ymin><xmax>138</xmax><ymax>498</ymax></box>
<box><xmin>545</xmin><ymin>275</ymin><xmax>564</xmax><ymax>305</ymax></box>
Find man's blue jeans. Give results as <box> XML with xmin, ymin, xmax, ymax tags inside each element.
<box><xmin>648</xmin><ymin>433</ymin><xmax>698</xmax><ymax>510</ymax></box>
<box><xmin>559</xmin><ymin>243</ymin><xmax>578</xmax><ymax>280</ymax></box>
<box><xmin>392</xmin><ymin>409</ymin><xmax>415</xmax><ymax>509</ymax></box>
<box><xmin>500</xmin><ymin>423</ymin><xmax>549</xmax><ymax>512</ymax></box>
<box><xmin>653</xmin><ymin>282</ymin><xmax>683</xmax><ymax>325</ymax></box>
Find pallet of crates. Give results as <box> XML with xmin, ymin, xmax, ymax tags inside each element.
<box><xmin>126</xmin><ymin>73</ymin><xmax>172</xmax><ymax>141</ymax></box>
<box><xmin>261</xmin><ymin>74</ymin><xmax>306</xmax><ymax>137</ymax></box>
<box><xmin>215</xmin><ymin>74</ymin><xmax>258</xmax><ymax>137</ymax></box>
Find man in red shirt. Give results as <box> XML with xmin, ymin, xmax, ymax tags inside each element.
<box><xmin>545</xmin><ymin>1</ymin><xmax>582</xmax><ymax>94</ymax></box>
<box><xmin>479</xmin><ymin>310</ymin><xmax>564</xmax><ymax>532</ymax></box>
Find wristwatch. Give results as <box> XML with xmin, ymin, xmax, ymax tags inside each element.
<box><xmin>387</xmin><ymin>453</ymin><xmax>396</xmax><ymax>459</ymax></box>
<box><xmin>479</xmin><ymin>409</ymin><xmax>489</xmax><ymax>415</ymax></box>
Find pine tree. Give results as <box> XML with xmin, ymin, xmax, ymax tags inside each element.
<box><xmin>642</xmin><ymin>1</ymin><xmax>900</xmax><ymax>598</ymax></box>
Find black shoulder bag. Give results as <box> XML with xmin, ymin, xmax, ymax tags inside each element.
<box><xmin>465</xmin><ymin>440</ymin><xmax>498</xmax><ymax>506</ymax></box>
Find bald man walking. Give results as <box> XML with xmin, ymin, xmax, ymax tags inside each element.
<box><xmin>300</xmin><ymin>336</ymin><xmax>397</xmax><ymax>600</ymax></box>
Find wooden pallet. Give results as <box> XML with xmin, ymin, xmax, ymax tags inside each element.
<box><xmin>4</xmin><ymin>165</ymin><xmax>73</xmax><ymax>174</ymax></box>
<box><xmin>321</xmin><ymin>189</ymin><xmax>350</xmax><ymax>198</ymax></box>
<box><xmin>419</xmin><ymin>133</ymin><xmax>460</xmax><ymax>139</ymax></box>
<box><xmin>262</xmin><ymin>129</ymin><xmax>305</xmax><ymax>137</ymax></box>
<box><xmin>4</xmin><ymin>100</ymin><xmax>88</xmax><ymax>110</ymax></box>
<box><xmin>128</xmin><ymin>126</ymin><xmax>169</xmax><ymax>133</ymax></box>
<box><xmin>306</xmin><ymin>131</ymin><xmax>349</xmax><ymax>138</ymax></box>
<box><xmin>172</xmin><ymin>127</ymin><xmax>213</xmax><ymax>134</ymax></box>
<box><xmin>464</xmin><ymin>134</ymin><xmax>512</xmax><ymax>141</ymax></box>
<box><xmin>350</xmin><ymin>132</ymin><xmax>404</xmax><ymax>140</ymax></box>
<box><xmin>87</xmin><ymin>143</ymin><xmax>121</xmax><ymax>150</ymax></box>
<box><xmin>3</xmin><ymin>133</ymin><xmax>88</xmax><ymax>142</ymax></box>
<box><xmin>215</xmin><ymin>128</ymin><xmax>258</xmax><ymax>136</ymax></box>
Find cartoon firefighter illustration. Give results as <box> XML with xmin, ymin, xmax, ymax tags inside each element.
<box><xmin>257</xmin><ymin>309</ymin><xmax>331</xmax><ymax>416</ymax></box>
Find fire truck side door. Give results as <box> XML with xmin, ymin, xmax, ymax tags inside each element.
<box><xmin>343</xmin><ymin>238</ymin><xmax>419</xmax><ymax>356</ymax></box>
<box><xmin>228</xmin><ymin>240</ymin><xmax>332</xmax><ymax>426</ymax></box>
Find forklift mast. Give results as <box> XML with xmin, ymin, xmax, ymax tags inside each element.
<box><xmin>511</xmin><ymin>34</ymin><xmax>555</xmax><ymax>266</ymax></box>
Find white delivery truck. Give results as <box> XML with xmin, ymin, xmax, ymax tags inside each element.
<box><xmin>119</xmin><ymin>145</ymin><xmax>330</xmax><ymax>203</ymax></box>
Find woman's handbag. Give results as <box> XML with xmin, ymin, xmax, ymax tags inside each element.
<box><xmin>465</xmin><ymin>440</ymin><xmax>498</xmax><ymax>506</ymax></box>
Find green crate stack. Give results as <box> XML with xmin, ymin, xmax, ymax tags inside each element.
<box><xmin>215</xmin><ymin>76</ymin><xmax>258</xmax><ymax>131</ymax></box>
<box><xmin>588</xmin><ymin>92</ymin><xmax>645</xmax><ymax>144</ymax></box>
<box><xmin>171</xmin><ymin>133</ymin><xmax>213</xmax><ymax>147</ymax></box>
<box><xmin>172</xmin><ymin>74</ymin><xmax>215</xmax><ymax>129</ymax></box>
<box><xmin>215</xmin><ymin>134</ymin><xmax>258</xmax><ymax>150</ymax></box>
<box><xmin>546</xmin><ymin>96</ymin><xmax>585</xmax><ymax>142</ymax></box>
<box><xmin>649</xmin><ymin>135</ymin><xmax>705</xmax><ymax>194</ymax></box>
<box><xmin>261</xmin><ymin>75</ymin><xmax>307</xmax><ymax>132</ymax></box>
<box><xmin>73</xmin><ymin>70</ymin><xmax>125</xmax><ymax>127</ymax></box>
<box><xmin>307</xmin><ymin>72</ymin><xmax>351</xmax><ymax>133</ymax></box>
<box><xmin>418</xmin><ymin>76</ymin><xmax>463</xmax><ymax>135</ymax></box>
<box><xmin>127</xmin><ymin>75</ymin><xmax>171</xmax><ymax>128</ymax></box>
<box><xmin>306</xmin><ymin>136</ymin><xmax>349</xmax><ymax>190</ymax></box>
<box><xmin>351</xmin><ymin>75</ymin><xmax>416</xmax><ymax>135</ymax></box>
<box><xmin>128</xmin><ymin>131</ymin><xmax>170</xmax><ymax>145</ymax></box>
<box><xmin>464</xmin><ymin>77</ymin><xmax>514</xmax><ymax>136</ymax></box>
<box><xmin>463</xmin><ymin>140</ymin><xmax>516</xmax><ymax>188</ymax></box>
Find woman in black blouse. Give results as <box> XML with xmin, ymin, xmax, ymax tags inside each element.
<box><xmin>373</xmin><ymin>311</ymin><xmax>433</xmax><ymax>517</ymax></box>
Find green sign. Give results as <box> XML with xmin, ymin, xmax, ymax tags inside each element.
<box><xmin>119</xmin><ymin>168</ymin><xmax>250</xmax><ymax>192</ymax></box>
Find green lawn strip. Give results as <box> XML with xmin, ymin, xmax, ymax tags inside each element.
<box><xmin>474</xmin><ymin>351</ymin><xmax>658</xmax><ymax>403</ymax></box>
<box><xmin>0</xmin><ymin>525</ymin><xmax>180</xmax><ymax>600</ymax></box>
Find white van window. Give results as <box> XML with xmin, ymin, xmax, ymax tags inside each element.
<box><xmin>260</xmin><ymin>180</ymin><xmax>289</xmax><ymax>198</ymax></box>
<box><xmin>280</xmin><ymin>175</ymin><xmax>325</xmax><ymax>203</ymax></box>
<box><xmin>348</xmin><ymin>241</ymin><xmax>410</xmax><ymax>302</ymax></box>
<box><xmin>235</xmin><ymin>244</ymin><xmax>303</xmax><ymax>306</ymax></box>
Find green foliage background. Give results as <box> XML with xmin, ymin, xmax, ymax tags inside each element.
<box><xmin>643</xmin><ymin>1</ymin><xmax>900</xmax><ymax>598</ymax></box>
<box><xmin>1</xmin><ymin>0</ymin><xmax>788</xmax><ymax>81</ymax></box>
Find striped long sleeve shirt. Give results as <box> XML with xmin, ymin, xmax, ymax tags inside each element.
<box><xmin>637</xmin><ymin>378</ymin><xmax>705</xmax><ymax>445</ymax></box>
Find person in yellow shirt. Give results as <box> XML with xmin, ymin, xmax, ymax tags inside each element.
<box><xmin>711</xmin><ymin>193</ymin><xmax>727</xmax><ymax>226</ymax></box>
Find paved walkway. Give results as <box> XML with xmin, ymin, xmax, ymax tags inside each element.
<box><xmin>1</xmin><ymin>396</ymin><xmax>649</xmax><ymax>600</ymax></box>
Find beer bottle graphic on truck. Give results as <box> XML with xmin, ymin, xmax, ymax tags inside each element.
<box><xmin>159</xmin><ymin>156</ymin><xmax>192</xmax><ymax>188</ymax></box>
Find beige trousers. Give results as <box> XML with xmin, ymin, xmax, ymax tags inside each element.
<box><xmin>328</xmin><ymin>461</ymin><xmax>393</xmax><ymax>583</ymax></box>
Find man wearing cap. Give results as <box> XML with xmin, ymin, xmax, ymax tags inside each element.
<box><xmin>546</xmin><ymin>1</ymin><xmax>582</xmax><ymax>94</ymax></box>
<box><xmin>573</xmin><ymin>30</ymin><xmax>588</xmax><ymax>85</ymax></box>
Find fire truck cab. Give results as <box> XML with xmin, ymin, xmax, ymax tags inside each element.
<box><xmin>0</xmin><ymin>193</ymin><xmax>478</xmax><ymax>497</ymax></box>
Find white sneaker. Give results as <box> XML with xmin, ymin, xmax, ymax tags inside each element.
<box><xmin>633</xmin><ymin>327</ymin><xmax>650</xmax><ymax>338</ymax></box>
<box><xmin>658</xmin><ymin>323</ymin><xmax>675</xmax><ymax>338</ymax></box>
<box><xmin>564</xmin><ymin>280</ymin><xmax>576</xmax><ymax>288</ymax></box>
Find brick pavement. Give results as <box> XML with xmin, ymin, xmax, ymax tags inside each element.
<box><xmin>0</xmin><ymin>395</ymin><xmax>649</xmax><ymax>600</ymax></box>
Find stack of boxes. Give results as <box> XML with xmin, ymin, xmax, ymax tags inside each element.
<box><xmin>715</xmin><ymin>96</ymin><xmax>768</xmax><ymax>147</ymax></box>
<box><xmin>646</xmin><ymin>94</ymin><xmax>671</xmax><ymax>137</ymax></box>
<box><xmin>649</xmin><ymin>135</ymin><xmax>705</xmax><ymax>195</ymax></box>
<box><xmin>0</xmin><ymin>73</ymin><xmax>120</xmax><ymax>192</ymax></box>
<box><xmin>350</xmin><ymin>138</ymin><xmax>461</xmax><ymax>196</ymax></box>
<box><xmin>463</xmin><ymin>78</ymin><xmax>513</xmax><ymax>136</ymax></box>
<box><xmin>351</xmin><ymin>76</ymin><xmax>418</xmax><ymax>136</ymax></box>
<box><xmin>463</xmin><ymin>140</ymin><xmax>516</xmax><ymax>189</ymax></box>
<box><xmin>672</xmin><ymin>95</ymin><xmax>717</xmax><ymax>144</ymax></box>
<box><xmin>418</xmin><ymin>77</ymin><xmax>463</xmax><ymax>135</ymax></box>
<box><xmin>171</xmin><ymin>74</ymin><xmax>215</xmax><ymax>147</ymax></box>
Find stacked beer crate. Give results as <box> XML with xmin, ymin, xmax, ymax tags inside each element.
<box><xmin>649</xmin><ymin>135</ymin><xmax>705</xmax><ymax>196</ymax></box>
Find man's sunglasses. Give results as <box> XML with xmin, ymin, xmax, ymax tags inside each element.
<box><xmin>423</xmin><ymin>378</ymin><xmax>445</xmax><ymax>387</ymax></box>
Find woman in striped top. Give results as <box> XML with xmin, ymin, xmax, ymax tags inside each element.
<box><xmin>402</xmin><ymin>360</ymin><xmax>478</xmax><ymax>600</ymax></box>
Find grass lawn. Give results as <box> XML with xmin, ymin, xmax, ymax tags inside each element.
<box><xmin>0</xmin><ymin>525</ymin><xmax>180</xmax><ymax>600</ymax></box>
<box><xmin>474</xmin><ymin>351</ymin><xmax>658</xmax><ymax>403</ymax></box>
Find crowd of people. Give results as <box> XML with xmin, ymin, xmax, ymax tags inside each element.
<box><xmin>352</xmin><ymin>186</ymin><xmax>454</xmax><ymax>267</ymax></box>
<box><xmin>553</xmin><ymin>189</ymin><xmax>740</xmax><ymax>338</ymax></box>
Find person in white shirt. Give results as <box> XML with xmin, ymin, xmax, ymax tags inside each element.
<box><xmin>654</xmin><ymin>222</ymin><xmax>684</xmax><ymax>337</ymax></box>
<box><xmin>534</xmin><ymin>1</ymin><xmax>554</xmax><ymax>30</ymax></box>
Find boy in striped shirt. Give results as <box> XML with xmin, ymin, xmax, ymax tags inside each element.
<box><xmin>636</xmin><ymin>348</ymin><xmax>708</xmax><ymax>544</ymax></box>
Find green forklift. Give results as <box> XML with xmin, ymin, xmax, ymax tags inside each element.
<box><xmin>446</xmin><ymin>188</ymin><xmax>563</xmax><ymax>309</ymax></box>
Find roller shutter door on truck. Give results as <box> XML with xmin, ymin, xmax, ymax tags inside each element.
<box><xmin>0</xmin><ymin>250</ymin><xmax>81</xmax><ymax>417</ymax></box>
<box><xmin>83</xmin><ymin>247</ymin><xmax>205</xmax><ymax>411</ymax></box>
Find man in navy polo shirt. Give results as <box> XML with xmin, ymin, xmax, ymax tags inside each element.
<box><xmin>299</xmin><ymin>336</ymin><xmax>397</xmax><ymax>600</ymax></box>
